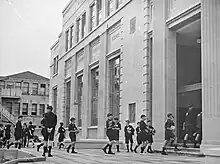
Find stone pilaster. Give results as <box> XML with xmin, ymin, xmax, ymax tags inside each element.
<box><xmin>81</xmin><ymin>45</ymin><xmax>90</xmax><ymax>139</ymax></box>
<box><xmin>201</xmin><ymin>0</ymin><xmax>220</xmax><ymax>148</ymax></box>
<box><xmin>97</xmin><ymin>32</ymin><xmax>107</xmax><ymax>139</ymax></box>
<box><xmin>152</xmin><ymin>0</ymin><xmax>176</xmax><ymax>143</ymax></box>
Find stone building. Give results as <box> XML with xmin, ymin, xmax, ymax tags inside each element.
<box><xmin>50</xmin><ymin>0</ymin><xmax>220</xmax><ymax>151</ymax></box>
<box><xmin>0</xmin><ymin>71</ymin><xmax>49</xmax><ymax>127</ymax></box>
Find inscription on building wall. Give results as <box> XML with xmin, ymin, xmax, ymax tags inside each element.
<box><xmin>108</xmin><ymin>21</ymin><xmax>122</xmax><ymax>53</ymax></box>
<box><xmin>76</xmin><ymin>50</ymin><xmax>84</xmax><ymax>71</ymax></box>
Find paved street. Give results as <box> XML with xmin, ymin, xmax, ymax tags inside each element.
<box><xmin>23</xmin><ymin>148</ymin><xmax>204</xmax><ymax>164</ymax></box>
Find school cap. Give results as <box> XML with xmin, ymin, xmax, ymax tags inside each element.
<box><xmin>125</xmin><ymin>119</ymin><xmax>130</xmax><ymax>123</ymax></box>
<box><xmin>147</xmin><ymin>120</ymin><xmax>151</xmax><ymax>123</ymax></box>
<box><xmin>18</xmin><ymin>115</ymin><xmax>23</xmax><ymax>119</ymax></box>
<box><xmin>60</xmin><ymin>122</ymin><xmax>64</xmax><ymax>125</ymax></box>
<box><xmin>70</xmin><ymin>117</ymin><xmax>76</xmax><ymax>121</ymax></box>
<box><xmin>114</xmin><ymin>117</ymin><xmax>119</xmax><ymax>120</ymax></box>
<box><xmin>167</xmin><ymin>113</ymin><xmax>173</xmax><ymax>117</ymax></box>
<box><xmin>47</xmin><ymin>105</ymin><xmax>53</xmax><ymax>110</ymax></box>
<box><xmin>140</xmin><ymin>114</ymin><xmax>146</xmax><ymax>118</ymax></box>
<box><xmin>107</xmin><ymin>113</ymin><xmax>113</xmax><ymax>117</ymax></box>
<box><xmin>137</xmin><ymin>121</ymin><xmax>140</xmax><ymax>124</ymax></box>
<box><xmin>188</xmin><ymin>104</ymin><xmax>193</xmax><ymax>108</ymax></box>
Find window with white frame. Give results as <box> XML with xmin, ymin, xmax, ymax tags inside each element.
<box><xmin>82</xmin><ymin>13</ymin><xmax>86</xmax><ymax>38</ymax></box>
<box><xmin>70</xmin><ymin>25</ymin><xmax>74</xmax><ymax>48</ymax></box>
<box><xmin>32</xmin><ymin>83</ymin><xmax>38</xmax><ymax>95</ymax></box>
<box><xmin>22</xmin><ymin>103</ymin><xmax>28</xmax><ymax>115</ymax></box>
<box><xmin>65</xmin><ymin>57</ymin><xmax>72</xmax><ymax>77</ymax></box>
<box><xmin>65</xmin><ymin>29</ymin><xmax>69</xmax><ymax>52</ymax></box>
<box><xmin>39</xmin><ymin>104</ymin><xmax>45</xmax><ymax>116</ymax></box>
<box><xmin>76</xmin><ymin>18</ymin><xmax>81</xmax><ymax>42</ymax></box>
<box><xmin>90</xmin><ymin>3</ymin><xmax>96</xmax><ymax>31</ymax></box>
<box><xmin>53</xmin><ymin>56</ymin><xmax>59</xmax><ymax>75</ymax></box>
<box><xmin>23</xmin><ymin>82</ymin><xmax>29</xmax><ymax>94</ymax></box>
<box><xmin>97</xmin><ymin>0</ymin><xmax>102</xmax><ymax>25</ymax></box>
<box><xmin>116</xmin><ymin>0</ymin><xmax>122</xmax><ymax>9</ymax></box>
<box><xmin>108</xmin><ymin>0</ymin><xmax>114</xmax><ymax>16</ymax></box>
<box><xmin>31</xmin><ymin>103</ymin><xmax>37</xmax><ymax>116</ymax></box>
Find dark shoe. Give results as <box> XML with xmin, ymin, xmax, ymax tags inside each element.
<box><xmin>108</xmin><ymin>151</ymin><xmax>115</xmax><ymax>155</ymax></box>
<box><xmin>130</xmin><ymin>148</ymin><xmax>133</xmax><ymax>152</ymax></box>
<box><xmin>71</xmin><ymin>151</ymin><xmax>78</xmax><ymax>154</ymax></box>
<box><xmin>37</xmin><ymin>145</ymin><xmax>40</xmax><ymax>152</ymax></box>
<box><xmin>134</xmin><ymin>149</ymin><xmax>138</xmax><ymax>153</ymax></box>
<box><xmin>161</xmin><ymin>151</ymin><xmax>168</xmax><ymax>155</ymax></box>
<box><xmin>42</xmin><ymin>146</ymin><xmax>47</xmax><ymax>157</ymax></box>
<box><xmin>67</xmin><ymin>145</ymin><xmax>71</xmax><ymax>153</ymax></box>
<box><xmin>102</xmin><ymin>148</ymin><xmax>107</xmax><ymax>154</ymax></box>
<box><xmin>48</xmin><ymin>154</ymin><xmax>53</xmax><ymax>157</ymax></box>
<box><xmin>117</xmin><ymin>150</ymin><xmax>120</xmax><ymax>152</ymax></box>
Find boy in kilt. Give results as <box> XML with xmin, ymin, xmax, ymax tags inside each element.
<box><xmin>113</xmin><ymin>117</ymin><xmax>121</xmax><ymax>152</ymax></box>
<box><xmin>57</xmin><ymin>122</ymin><xmax>66</xmax><ymax>150</ymax></box>
<box><xmin>4</xmin><ymin>124</ymin><xmax>11</xmax><ymax>148</ymax></box>
<box><xmin>22</xmin><ymin>123</ymin><xmax>29</xmax><ymax>148</ymax></box>
<box><xmin>124</xmin><ymin>120</ymin><xmax>134</xmax><ymax>152</ymax></box>
<box><xmin>134</xmin><ymin>122</ymin><xmax>141</xmax><ymax>153</ymax></box>
<box><xmin>66</xmin><ymin>117</ymin><xmax>79</xmax><ymax>153</ymax></box>
<box><xmin>102</xmin><ymin>113</ymin><xmax>116</xmax><ymax>154</ymax></box>
<box><xmin>138</xmin><ymin>114</ymin><xmax>148</xmax><ymax>154</ymax></box>
<box><xmin>161</xmin><ymin>113</ymin><xmax>179</xmax><ymax>155</ymax></box>
<box><xmin>42</xmin><ymin>105</ymin><xmax>57</xmax><ymax>157</ymax></box>
<box><xmin>0</xmin><ymin>124</ymin><xmax>4</xmax><ymax>148</ymax></box>
<box><xmin>193</xmin><ymin>112</ymin><xmax>202</xmax><ymax>148</ymax></box>
<box><xmin>37</xmin><ymin>114</ymin><xmax>46</xmax><ymax>152</ymax></box>
<box><xmin>146</xmin><ymin>120</ymin><xmax>156</xmax><ymax>153</ymax></box>
<box><xmin>27</xmin><ymin>121</ymin><xmax>35</xmax><ymax>148</ymax></box>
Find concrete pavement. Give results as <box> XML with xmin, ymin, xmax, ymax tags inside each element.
<box><xmin>21</xmin><ymin>147</ymin><xmax>204</xmax><ymax>164</ymax></box>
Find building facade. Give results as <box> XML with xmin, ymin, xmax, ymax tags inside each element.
<box><xmin>0</xmin><ymin>71</ymin><xmax>49</xmax><ymax>127</ymax></box>
<box><xmin>50</xmin><ymin>0</ymin><xmax>220</xmax><ymax>150</ymax></box>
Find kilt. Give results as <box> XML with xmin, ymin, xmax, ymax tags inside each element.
<box><xmin>125</xmin><ymin>135</ymin><xmax>133</xmax><ymax>144</ymax></box>
<box><xmin>44</xmin><ymin>128</ymin><xmax>55</xmax><ymax>141</ymax></box>
<box><xmin>165</xmin><ymin>130</ymin><xmax>175</xmax><ymax>140</ymax></box>
<box><xmin>136</xmin><ymin>135</ymin><xmax>142</xmax><ymax>145</ymax></box>
<box><xmin>146</xmin><ymin>135</ymin><xmax>153</xmax><ymax>143</ymax></box>
<box><xmin>185</xmin><ymin>124</ymin><xmax>193</xmax><ymax>137</ymax></box>
<box><xmin>69</xmin><ymin>132</ymin><xmax>76</xmax><ymax>142</ymax></box>
<box><xmin>139</xmin><ymin>132</ymin><xmax>147</xmax><ymax>142</ymax></box>
<box><xmin>58</xmin><ymin>134</ymin><xmax>65</xmax><ymax>142</ymax></box>
<box><xmin>106</xmin><ymin>130</ymin><xmax>116</xmax><ymax>141</ymax></box>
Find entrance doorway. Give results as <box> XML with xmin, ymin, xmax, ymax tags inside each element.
<box><xmin>176</xmin><ymin>19</ymin><xmax>202</xmax><ymax>143</ymax></box>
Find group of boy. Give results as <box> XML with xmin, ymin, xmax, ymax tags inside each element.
<box><xmin>102</xmin><ymin>113</ymin><xmax>156</xmax><ymax>155</ymax></box>
<box><xmin>0</xmin><ymin>124</ymin><xmax>11</xmax><ymax>148</ymax></box>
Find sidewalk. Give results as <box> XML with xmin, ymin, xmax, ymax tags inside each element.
<box><xmin>20</xmin><ymin>147</ymin><xmax>204</xmax><ymax>164</ymax></box>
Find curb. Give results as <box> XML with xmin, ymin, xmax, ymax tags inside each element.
<box><xmin>4</xmin><ymin>156</ymin><xmax>46</xmax><ymax>164</ymax></box>
<box><xmin>154</xmin><ymin>150</ymin><xmax>205</xmax><ymax>157</ymax></box>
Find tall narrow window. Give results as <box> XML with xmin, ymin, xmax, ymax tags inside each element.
<box><xmin>149</xmin><ymin>1</ymin><xmax>153</xmax><ymax>22</ymax></box>
<box><xmin>7</xmin><ymin>82</ymin><xmax>14</xmax><ymax>89</ymax></box>
<box><xmin>108</xmin><ymin>0</ymin><xmax>114</xmax><ymax>16</ymax></box>
<box><xmin>31</xmin><ymin>104</ymin><xmax>37</xmax><ymax>116</ymax></box>
<box><xmin>6</xmin><ymin>102</ymin><xmax>12</xmax><ymax>114</ymax></box>
<box><xmin>65</xmin><ymin>57</ymin><xmax>72</xmax><ymax>77</ymax></box>
<box><xmin>77</xmin><ymin>75</ymin><xmax>83</xmax><ymax>127</ymax></box>
<box><xmin>14</xmin><ymin>103</ymin><xmax>20</xmax><ymax>116</ymax></box>
<box><xmin>116</xmin><ymin>0</ymin><xmax>122</xmax><ymax>9</ymax></box>
<box><xmin>109</xmin><ymin>57</ymin><xmax>120</xmax><ymax>117</ymax></box>
<box><xmin>53</xmin><ymin>56</ymin><xmax>59</xmax><ymax>75</ymax></box>
<box><xmin>65</xmin><ymin>81</ymin><xmax>71</xmax><ymax>127</ymax></box>
<box><xmin>23</xmin><ymin>82</ymin><xmax>29</xmax><ymax>94</ymax></box>
<box><xmin>15</xmin><ymin>82</ymin><xmax>21</xmax><ymax>88</ymax></box>
<box><xmin>70</xmin><ymin>25</ymin><xmax>74</xmax><ymax>48</ymax></box>
<box><xmin>52</xmin><ymin>87</ymin><xmax>58</xmax><ymax>114</ymax></box>
<box><xmin>0</xmin><ymin>81</ymin><xmax>5</xmax><ymax>89</ymax></box>
<box><xmin>90</xmin><ymin>3</ymin><xmax>96</xmax><ymax>31</ymax></box>
<box><xmin>22</xmin><ymin>103</ymin><xmax>28</xmax><ymax>115</ymax></box>
<box><xmin>39</xmin><ymin>104</ymin><xmax>45</xmax><ymax>116</ymax></box>
<box><xmin>65</xmin><ymin>29</ymin><xmax>69</xmax><ymax>52</ymax></box>
<box><xmin>97</xmin><ymin>0</ymin><xmax>102</xmax><ymax>25</ymax></box>
<box><xmin>82</xmin><ymin>13</ymin><xmax>86</xmax><ymax>39</ymax></box>
<box><xmin>32</xmin><ymin>83</ymin><xmax>38</xmax><ymax>95</ymax></box>
<box><xmin>129</xmin><ymin>103</ymin><xmax>136</xmax><ymax>123</ymax></box>
<box><xmin>91</xmin><ymin>68</ymin><xmax>99</xmax><ymax>126</ymax></box>
<box><xmin>40</xmin><ymin>84</ymin><xmax>46</xmax><ymax>95</ymax></box>
<box><xmin>76</xmin><ymin>18</ymin><xmax>81</xmax><ymax>42</ymax></box>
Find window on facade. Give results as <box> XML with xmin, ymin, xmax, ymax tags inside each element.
<box><xmin>53</xmin><ymin>56</ymin><xmax>59</xmax><ymax>75</ymax></box>
<box><xmin>76</xmin><ymin>18</ymin><xmax>81</xmax><ymax>42</ymax></box>
<box><xmin>14</xmin><ymin>103</ymin><xmax>20</xmax><ymax>116</ymax></box>
<box><xmin>65</xmin><ymin>29</ymin><xmax>69</xmax><ymax>52</ymax></box>
<box><xmin>32</xmin><ymin>83</ymin><xmax>38</xmax><ymax>95</ymax></box>
<box><xmin>116</xmin><ymin>0</ymin><xmax>122</xmax><ymax>9</ymax></box>
<box><xmin>15</xmin><ymin>82</ymin><xmax>21</xmax><ymax>88</ymax></box>
<box><xmin>0</xmin><ymin>81</ymin><xmax>5</xmax><ymax>89</ymax></box>
<box><xmin>70</xmin><ymin>25</ymin><xmax>74</xmax><ymax>48</ymax></box>
<box><xmin>149</xmin><ymin>1</ymin><xmax>153</xmax><ymax>22</ymax></box>
<box><xmin>40</xmin><ymin>84</ymin><xmax>46</xmax><ymax>95</ymax></box>
<box><xmin>97</xmin><ymin>0</ymin><xmax>102</xmax><ymax>25</ymax></box>
<box><xmin>108</xmin><ymin>0</ymin><xmax>114</xmax><ymax>16</ymax></box>
<box><xmin>6</xmin><ymin>102</ymin><xmax>12</xmax><ymax>114</ymax></box>
<box><xmin>90</xmin><ymin>3</ymin><xmax>96</xmax><ymax>31</ymax></box>
<box><xmin>23</xmin><ymin>82</ymin><xmax>29</xmax><ymax>94</ymax></box>
<box><xmin>65</xmin><ymin>81</ymin><xmax>71</xmax><ymax>127</ymax></box>
<box><xmin>129</xmin><ymin>103</ymin><xmax>136</xmax><ymax>123</ymax></box>
<box><xmin>91</xmin><ymin>68</ymin><xmax>99</xmax><ymax>126</ymax></box>
<box><xmin>77</xmin><ymin>75</ymin><xmax>83</xmax><ymax>127</ymax></box>
<box><xmin>39</xmin><ymin>104</ymin><xmax>45</xmax><ymax>116</ymax></box>
<box><xmin>82</xmin><ymin>13</ymin><xmax>86</xmax><ymax>39</ymax></box>
<box><xmin>22</xmin><ymin>103</ymin><xmax>28</xmax><ymax>115</ymax></box>
<box><xmin>65</xmin><ymin>57</ymin><xmax>72</xmax><ymax>77</ymax></box>
<box><xmin>109</xmin><ymin>57</ymin><xmax>120</xmax><ymax>117</ymax></box>
<box><xmin>31</xmin><ymin>104</ymin><xmax>37</xmax><ymax>116</ymax></box>
<box><xmin>130</xmin><ymin>17</ymin><xmax>136</xmax><ymax>34</ymax></box>
<box><xmin>7</xmin><ymin>82</ymin><xmax>14</xmax><ymax>89</ymax></box>
<box><xmin>52</xmin><ymin>87</ymin><xmax>57</xmax><ymax>114</ymax></box>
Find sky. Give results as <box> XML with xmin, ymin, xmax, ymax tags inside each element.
<box><xmin>0</xmin><ymin>0</ymin><xmax>70</xmax><ymax>78</ymax></box>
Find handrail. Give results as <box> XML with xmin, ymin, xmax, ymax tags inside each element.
<box><xmin>1</xmin><ymin>107</ymin><xmax>16</xmax><ymax>125</ymax></box>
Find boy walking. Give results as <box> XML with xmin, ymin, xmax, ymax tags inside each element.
<box><xmin>161</xmin><ymin>113</ymin><xmax>179</xmax><ymax>155</ymax></box>
<box><xmin>102</xmin><ymin>113</ymin><xmax>116</xmax><ymax>154</ymax></box>
<box><xmin>124</xmin><ymin>120</ymin><xmax>134</xmax><ymax>152</ymax></box>
<box><xmin>138</xmin><ymin>114</ymin><xmax>148</xmax><ymax>154</ymax></box>
<box><xmin>146</xmin><ymin>120</ymin><xmax>156</xmax><ymax>153</ymax></box>
<box><xmin>134</xmin><ymin>122</ymin><xmax>141</xmax><ymax>153</ymax></box>
<box><xmin>14</xmin><ymin>116</ymin><xmax>23</xmax><ymax>149</ymax></box>
<box><xmin>66</xmin><ymin>118</ymin><xmax>79</xmax><ymax>153</ymax></box>
<box><xmin>57</xmin><ymin>122</ymin><xmax>66</xmax><ymax>150</ymax></box>
<box><xmin>113</xmin><ymin>117</ymin><xmax>121</xmax><ymax>152</ymax></box>
<box><xmin>28</xmin><ymin>121</ymin><xmax>35</xmax><ymax>148</ymax></box>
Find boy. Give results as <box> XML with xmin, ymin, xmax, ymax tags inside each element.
<box><xmin>138</xmin><ymin>114</ymin><xmax>148</xmax><ymax>154</ymax></box>
<box><xmin>57</xmin><ymin>122</ymin><xmax>66</xmax><ymax>150</ymax></box>
<box><xmin>134</xmin><ymin>122</ymin><xmax>141</xmax><ymax>153</ymax></box>
<box><xmin>193</xmin><ymin>112</ymin><xmax>202</xmax><ymax>148</ymax></box>
<box><xmin>22</xmin><ymin>123</ymin><xmax>29</xmax><ymax>148</ymax></box>
<box><xmin>124</xmin><ymin>120</ymin><xmax>134</xmax><ymax>152</ymax></box>
<box><xmin>66</xmin><ymin>117</ymin><xmax>79</xmax><ymax>153</ymax></box>
<box><xmin>113</xmin><ymin>117</ymin><xmax>121</xmax><ymax>152</ymax></box>
<box><xmin>161</xmin><ymin>113</ymin><xmax>179</xmax><ymax>155</ymax></box>
<box><xmin>102</xmin><ymin>113</ymin><xmax>116</xmax><ymax>154</ymax></box>
<box><xmin>37</xmin><ymin>114</ymin><xmax>46</xmax><ymax>152</ymax></box>
<box><xmin>146</xmin><ymin>120</ymin><xmax>156</xmax><ymax>153</ymax></box>
<box><xmin>42</xmin><ymin>105</ymin><xmax>57</xmax><ymax>157</ymax></box>
<box><xmin>12</xmin><ymin>116</ymin><xmax>23</xmax><ymax>149</ymax></box>
<box><xmin>4</xmin><ymin>124</ymin><xmax>11</xmax><ymax>148</ymax></box>
<box><xmin>28</xmin><ymin>121</ymin><xmax>35</xmax><ymax>148</ymax></box>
